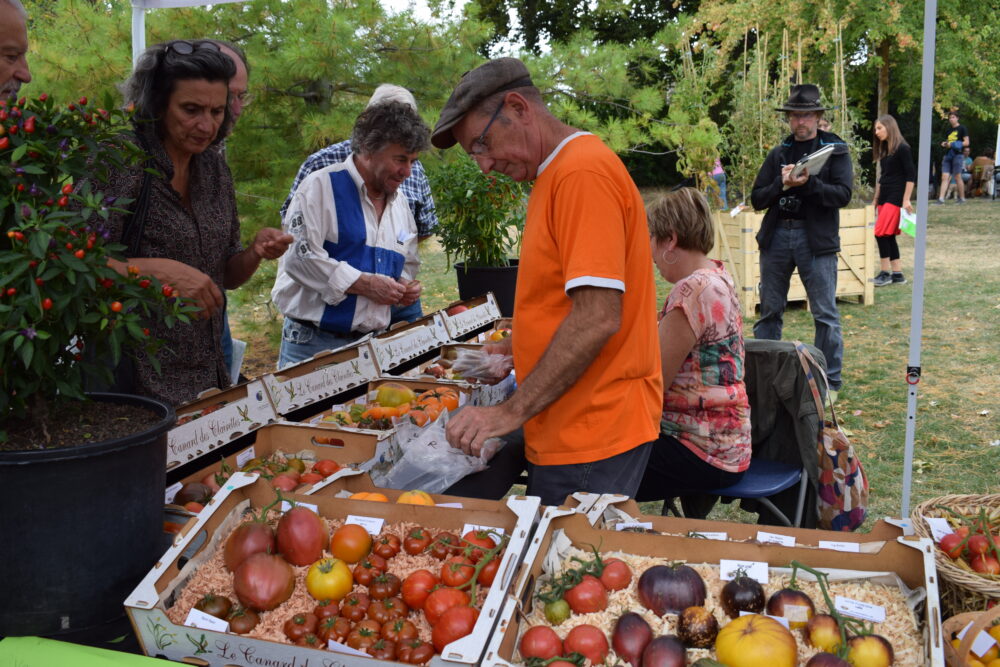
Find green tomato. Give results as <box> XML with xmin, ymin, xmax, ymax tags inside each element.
<box><xmin>544</xmin><ymin>599</ymin><xmax>571</xmax><ymax>625</ymax></box>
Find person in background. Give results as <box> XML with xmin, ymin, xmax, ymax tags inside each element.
<box><xmin>935</xmin><ymin>110</ymin><xmax>969</xmax><ymax>204</ymax></box>
<box><xmin>634</xmin><ymin>188</ymin><xmax>751</xmax><ymax>511</ymax></box>
<box><xmin>971</xmin><ymin>149</ymin><xmax>995</xmax><ymax>196</ymax></box>
<box><xmin>432</xmin><ymin>58</ymin><xmax>662</xmax><ymax>505</ymax></box>
<box><xmin>272</xmin><ymin>102</ymin><xmax>427</xmax><ymax>367</ymax></box>
<box><xmin>100</xmin><ymin>40</ymin><xmax>291</xmax><ymax>405</ymax></box>
<box><xmin>0</xmin><ymin>0</ymin><xmax>31</xmax><ymax>99</ymax></box>
<box><xmin>871</xmin><ymin>114</ymin><xmax>915</xmax><ymax>287</ymax></box>
<box><xmin>211</xmin><ymin>40</ymin><xmax>252</xmax><ymax>377</ymax></box>
<box><xmin>710</xmin><ymin>157</ymin><xmax>728</xmax><ymax>210</ymax></box>
<box><xmin>818</xmin><ymin>117</ymin><xmax>832</xmax><ymax>133</ymax></box>
<box><xmin>281</xmin><ymin>84</ymin><xmax>438</xmax><ymax>324</ymax></box>
<box><xmin>750</xmin><ymin>84</ymin><xmax>852</xmax><ymax>403</ymax></box>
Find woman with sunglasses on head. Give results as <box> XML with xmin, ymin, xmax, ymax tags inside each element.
<box><xmin>871</xmin><ymin>114</ymin><xmax>915</xmax><ymax>287</ymax></box>
<box><xmin>634</xmin><ymin>188</ymin><xmax>751</xmax><ymax>516</ymax></box>
<box><xmin>98</xmin><ymin>40</ymin><xmax>291</xmax><ymax>405</ymax></box>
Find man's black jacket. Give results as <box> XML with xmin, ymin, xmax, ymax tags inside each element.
<box><xmin>751</xmin><ymin>130</ymin><xmax>853</xmax><ymax>256</ymax></box>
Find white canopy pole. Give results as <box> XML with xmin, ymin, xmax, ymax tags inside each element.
<box><xmin>130</xmin><ymin>0</ymin><xmax>248</xmax><ymax>66</ymax></box>
<box><xmin>900</xmin><ymin>0</ymin><xmax>939</xmax><ymax>519</ymax></box>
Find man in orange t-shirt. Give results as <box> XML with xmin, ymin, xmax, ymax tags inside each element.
<box><xmin>432</xmin><ymin>58</ymin><xmax>662</xmax><ymax>505</ymax></box>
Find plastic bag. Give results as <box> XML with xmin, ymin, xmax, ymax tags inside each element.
<box><xmin>450</xmin><ymin>348</ymin><xmax>513</xmax><ymax>382</ymax></box>
<box><xmin>371</xmin><ymin>410</ymin><xmax>505</xmax><ymax>494</ymax></box>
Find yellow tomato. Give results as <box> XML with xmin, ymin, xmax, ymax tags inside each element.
<box><xmin>715</xmin><ymin>614</ymin><xmax>797</xmax><ymax>667</ymax></box>
<box><xmin>350</xmin><ymin>491</ymin><xmax>389</xmax><ymax>502</ymax></box>
<box><xmin>984</xmin><ymin>658</ymin><xmax>1000</xmax><ymax>667</ymax></box>
<box><xmin>990</xmin><ymin>624</ymin><xmax>1000</xmax><ymax>644</ymax></box>
<box><xmin>374</xmin><ymin>382</ymin><xmax>416</xmax><ymax>407</ymax></box>
<box><xmin>305</xmin><ymin>557</ymin><xmax>352</xmax><ymax>601</ymax></box>
<box><xmin>397</xmin><ymin>490</ymin><xmax>435</xmax><ymax>506</ymax></box>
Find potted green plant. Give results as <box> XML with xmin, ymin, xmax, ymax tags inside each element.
<box><xmin>428</xmin><ymin>156</ymin><xmax>528</xmax><ymax>316</ymax></box>
<box><xmin>0</xmin><ymin>92</ymin><xmax>194</xmax><ymax>637</ymax></box>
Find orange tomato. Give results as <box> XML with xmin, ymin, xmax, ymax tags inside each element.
<box><xmin>397</xmin><ymin>490</ymin><xmax>435</xmax><ymax>506</ymax></box>
<box><xmin>438</xmin><ymin>393</ymin><xmax>459</xmax><ymax>412</ymax></box>
<box><xmin>408</xmin><ymin>409</ymin><xmax>430</xmax><ymax>427</ymax></box>
<box><xmin>350</xmin><ymin>492</ymin><xmax>389</xmax><ymax>502</ymax></box>
<box><xmin>330</xmin><ymin>524</ymin><xmax>372</xmax><ymax>563</ymax></box>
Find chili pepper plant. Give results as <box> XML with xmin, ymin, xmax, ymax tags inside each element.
<box><xmin>0</xmin><ymin>92</ymin><xmax>194</xmax><ymax>445</ymax></box>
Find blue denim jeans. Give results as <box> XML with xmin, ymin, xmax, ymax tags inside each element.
<box><xmin>525</xmin><ymin>441</ymin><xmax>653</xmax><ymax>506</ymax></box>
<box><xmin>220</xmin><ymin>307</ymin><xmax>234</xmax><ymax>372</ymax></box>
<box><xmin>754</xmin><ymin>225</ymin><xmax>843</xmax><ymax>390</ymax></box>
<box><xmin>277</xmin><ymin>318</ymin><xmax>361</xmax><ymax>370</ymax></box>
<box><xmin>390</xmin><ymin>298</ymin><xmax>424</xmax><ymax>324</ymax></box>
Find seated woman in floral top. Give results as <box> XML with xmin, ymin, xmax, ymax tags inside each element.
<box><xmin>635</xmin><ymin>188</ymin><xmax>751</xmax><ymax>510</ymax></box>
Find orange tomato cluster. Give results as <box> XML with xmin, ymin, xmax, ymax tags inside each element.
<box><xmin>323</xmin><ymin>385</ymin><xmax>462</xmax><ymax>430</ymax></box>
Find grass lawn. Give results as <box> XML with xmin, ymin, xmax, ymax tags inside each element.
<box><xmin>232</xmin><ymin>196</ymin><xmax>1000</xmax><ymax>528</ymax></box>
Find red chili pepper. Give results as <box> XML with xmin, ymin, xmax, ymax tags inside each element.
<box><xmin>16</xmin><ymin>183</ymin><xmax>24</xmax><ymax>192</ymax></box>
<box><xmin>38</xmin><ymin>93</ymin><xmax>48</xmax><ymax>101</ymax></box>
<box><xmin>23</xmin><ymin>116</ymin><xmax>35</xmax><ymax>133</ymax></box>
<box><xmin>139</xmin><ymin>279</ymin><xmax>151</xmax><ymax>288</ymax></box>
<box><xmin>75</xmin><ymin>249</ymin><xmax>85</xmax><ymax>259</ymax></box>
<box><xmin>65</xmin><ymin>242</ymin><xmax>74</xmax><ymax>250</ymax></box>
<box><xmin>42</xmin><ymin>297</ymin><xmax>52</xmax><ymax>310</ymax></box>
<box><xmin>14</xmin><ymin>231</ymin><xmax>24</xmax><ymax>241</ymax></box>
<box><xmin>57</xmin><ymin>196</ymin><xmax>69</xmax><ymax>207</ymax></box>
<box><xmin>61</xmin><ymin>183</ymin><xmax>73</xmax><ymax>195</ymax></box>
<box><xmin>143</xmin><ymin>328</ymin><xmax>150</xmax><ymax>336</ymax></box>
<box><xmin>162</xmin><ymin>285</ymin><xmax>174</xmax><ymax>297</ymax></box>
<box><xmin>0</xmin><ymin>110</ymin><xmax>7</xmax><ymax>121</ymax></box>
<box><xmin>8</xmin><ymin>125</ymin><xmax>17</xmax><ymax>135</ymax></box>
<box><xmin>5</xmin><ymin>287</ymin><xmax>16</xmax><ymax>296</ymax></box>
<box><xmin>110</xmin><ymin>301</ymin><xmax>122</xmax><ymax>312</ymax></box>
<box><xmin>78</xmin><ymin>97</ymin><xmax>88</xmax><ymax>106</ymax></box>
<box><xmin>100</xmin><ymin>278</ymin><xmax>114</xmax><ymax>289</ymax></box>
<box><xmin>0</xmin><ymin>137</ymin><xmax>9</xmax><ymax>150</ymax></box>
<box><xmin>35</xmin><ymin>278</ymin><xmax>44</xmax><ymax>286</ymax></box>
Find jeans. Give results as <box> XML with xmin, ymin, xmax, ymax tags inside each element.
<box><xmin>754</xmin><ymin>225</ymin><xmax>843</xmax><ymax>390</ymax></box>
<box><xmin>712</xmin><ymin>172</ymin><xmax>728</xmax><ymax>209</ymax></box>
<box><xmin>277</xmin><ymin>318</ymin><xmax>362</xmax><ymax>370</ymax></box>
<box><xmin>220</xmin><ymin>308</ymin><xmax>234</xmax><ymax>372</ymax></box>
<box><xmin>634</xmin><ymin>433</ymin><xmax>745</xmax><ymax>501</ymax></box>
<box><xmin>525</xmin><ymin>441</ymin><xmax>653</xmax><ymax>506</ymax></box>
<box><xmin>391</xmin><ymin>298</ymin><xmax>424</xmax><ymax>324</ymax></box>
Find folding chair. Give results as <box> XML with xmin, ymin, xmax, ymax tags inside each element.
<box><xmin>703</xmin><ymin>459</ymin><xmax>809</xmax><ymax>527</ymax></box>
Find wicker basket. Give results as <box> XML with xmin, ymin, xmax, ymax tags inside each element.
<box><xmin>942</xmin><ymin>606</ymin><xmax>1000</xmax><ymax>666</ymax></box>
<box><xmin>912</xmin><ymin>494</ymin><xmax>1000</xmax><ymax>617</ymax></box>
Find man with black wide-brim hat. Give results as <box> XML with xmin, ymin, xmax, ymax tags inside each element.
<box><xmin>431</xmin><ymin>57</ymin><xmax>662</xmax><ymax>505</ymax></box>
<box><xmin>750</xmin><ymin>84</ymin><xmax>853</xmax><ymax>401</ymax></box>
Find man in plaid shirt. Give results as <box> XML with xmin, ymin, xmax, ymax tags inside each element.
<box><xmin>281</xmin><ymin>84</ymin><xmax>438</xmax><ymax>323</ymax></box>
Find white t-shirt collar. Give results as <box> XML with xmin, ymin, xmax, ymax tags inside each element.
<box><xmin>537</xmin><ymin>131</ymin><xmax>592</xmax><ymax>176</ymax></box>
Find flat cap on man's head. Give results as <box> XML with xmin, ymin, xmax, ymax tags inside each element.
<box><xmin>431</xmin><ymin>57</ymin><xmax>533</xmax><ymax>149</ymax></box>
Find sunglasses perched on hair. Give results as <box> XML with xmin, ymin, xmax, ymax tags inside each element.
<box><xmin>164</xmin><ymin>40</ymin><xmax>221</xmax><ymax>56</ymax></box>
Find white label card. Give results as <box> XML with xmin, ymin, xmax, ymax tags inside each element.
<box><xmin>436</xmin><ymin>502</ymin><xmax>464</xmax><ymax>509</ymax></box>
<box><xmin>236</xmin><ymin>446</ymin><xmax>256</xmax><ymax>469</ymax></box>
<box><xmin>347</xmin><ymin>515</ymin><xmax>385</xmax><ymax>535</ymax></box>
<box><xmin>740</xmin><ymin>610</ymin><xmax>789</xmax><ymax>629</ymax></box>
<box><xmin>720</xmin><ymin>559</ymin><xmax>769</xmax><ymax>584</ymax></box>
<box><xmin>835</xmin><ymin>596</ymin><xmax>886</xmax><ymax>623</ymax></box>
<box><xmin>819</xmin><ymin>540</ymin><xmax>861</xmax><ymax>553</ymax></box>
<box><xmin>327</xmin><ymin>640</ymin><xmax>372</xmax><ymax>657</ymax></box>
<box><xmin>184</xmin><ymin>607</ymin><xmax>230</xmax><ymax>633</ymax></box>
<box><xmin>616</xmin><ymin>522</ymin><xmax>654</xmax><ymax>531</ymax></box>
<box><xmin>958</xmin><ymin>621</ymin><xmax>999</xmax><ymax>657</ymax></box>
<box><xmin>280</xmin><ymin>501</ymin><xmax>319</xmax><ymax>514</ymax></box>
<box><xmin>757</xmin><ymin>531</ymin><xmax>796</xmax><ymax>547</ymax></box>
<box><xmin>924</xmin><ymin>517</ymin><xmax>955</xmax><ymax>542</ymax></box>
<box><xmin>690</xmin><ymin>531</ymin><xmax>728</xmax><ymax>541</ymax></box>
<box><xmin>165</xmin><ymin>482</ymin><xmax>183</xmax><ymax>504</ymax></box>
<box><xmin>462</xmin><ymin>524</ymin><xmax>505</xmax><ymax>538</ymax></box>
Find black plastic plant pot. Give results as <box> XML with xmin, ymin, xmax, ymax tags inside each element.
<box><xmin>0</xmin><ymin>392</ymin><xmax>174</xmax><ymax>637</ymax></box>
<box><xmin>455</xmin><ymin>259</ymin><xmax>519</xmax><ymax>317</ymax></box>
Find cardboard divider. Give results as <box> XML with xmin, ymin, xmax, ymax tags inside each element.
<box><xmin>482</xmin><ymin>507</ymin><xmax>944</xmax><ymax>666</ymax></box>
<box><xmin>127</xmin><ymin>473</ymin><xmax>541</xmax><ymax>667</ymax></box>
<box><xmin>167</xmin><ymin>379</ymin><xmax>278</xmax><ymax>472</ymax></box>
<box><xmin>592</xmin><ymin>495</ymin><xmax>904</xmax><ymax>549</ymax></box>
<box><xmin>260</xmin><ymin>341</ymin><xmax>380</xmax><ymax>417</ymax></box>
<box><xmin>439</xmin><ymin>293</ymin><xmax>502</xmax><ymax>340</ymax></box>
<box><xmin>369</xmin><ymin>312</ymin><xmax>451</xmax><ymax>374</ymax></box>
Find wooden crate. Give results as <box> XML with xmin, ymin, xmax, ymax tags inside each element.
<box><xmin>710</xmin><ymin>206</ymin><xmax>876</xmax><ymax>318</ymax></box>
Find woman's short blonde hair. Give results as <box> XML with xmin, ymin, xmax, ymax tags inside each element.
<box><xmin>647</xmin><ymin>187</ymin><xmax>715</xmax><ymax>254</ymax></box>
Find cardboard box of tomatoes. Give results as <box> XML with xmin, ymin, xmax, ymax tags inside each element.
<box><xmin>167</xmin><ymin>379</ymin><xmax>279</xmax><ymax>473</ymax></box>
<box><xmin>438</xmin><ymin>293</ymin><xmax>502</xmax><ymax>341</ymax></box>
<box><xmin>480</xmin><ymin>506</ymin><xmax>945</xmax><ymax>666</ymax></box>
<box><xmin>126</xmin><ymin>473</ymin><xmax>541</xmax><ymax>667</ymax></box>
<box><xmin>261</xmin><ymin>340</ymin><xmax>381</xmax><ymax>418</ymax></box>
<box><xmin>369</xmin><ymin>312</ymin><xmax>451</xmax><ymax>375</ymax></box>
<box><xmin>391</xmin><ymin>343</ymin><xmax>517</xmax><ymax>409</ymax></box>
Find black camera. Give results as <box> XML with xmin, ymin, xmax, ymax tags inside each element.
<box><xmin>778</xmin><ymin>195</ymin><xmax>801</xmax><ymax>213</ymax></box>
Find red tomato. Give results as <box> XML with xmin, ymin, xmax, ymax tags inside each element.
<box><xmin>423</xmin><ymin>587</ymin><xmax>469</xmax><ymax>626</ymax></box>
<box><xmin>600</xmin><ymin>558</ymin><xmax>632</xmax><ymax>591</ymax></box>
<box><xmin>564</xmin><ymin>624</ymin><xmax>610</xmax><ymax>664</ymax></box>
<box><xmin>518</xmin><ymin>625</ymin><xmax>563</xmax><ymax>660</ymax></box>
<box><xmin>403</xmin><ymin>527</ymin><xmax>433</xmax><ymax>555</ymax></box>
<box><xmin>401</xmin><ymin>569</ymin><xmax>439</xmax><ymax>610</ymax></box>
<box><xmin>971</xmin><ymin>554</ymin><xmax>1000</xmax><ymax>575</ymax></box>
<box><xmin>461</xmin><ymin>530</ymin><xmax>496</xmax><ymax>563</ymax></box>
<box><xmin>312</xmin><ymin>459</ymin><xmax>341</xmax><ymax>477</ymax></box>
<box><xmin>564</xmin><ymin>574</ymin><xmax>608</xmax><ymax>614</ymax></box>
<box><xmin>440</xmin><ymin>556</ymin><xmax>476</xmax><ymax>587</ymax></box>
<box><xmin>968</xmin><ymin>534</ymin><xmax>990</xmax><ymax>556</ymax></box>
<box><xmin>939</xmin><ymin>532</ymin><xmax>965</xmax><ymax>559</ymax></box>
<box><xmin>271</xmin><ymin>474</ymin><xmax>298</xmax><ymax>492</ymax></box>
<box><xmin>431</xmin><ymin>605</ymin><xmax>479</xmax><ymax>652</ymax></box>
<box><xmin>477</xmin><ymin>556</ymin><xmax>501</xmax><ymax>587</ymax></box>
<box><xmin>299</xmin><ymin>472</ymin><xmax>324</xmax><ymax>486</ymax></box>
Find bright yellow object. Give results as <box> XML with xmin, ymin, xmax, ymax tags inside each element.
<box><xmin>397</xmin><ymin>490</ymin><xmax>435</xmax><ymax>505</ymax></box>
<box><xmin>714</xmin><ymin>614</ymin><xmax>796</xmax><ymax>667</ymax></box>
<box><xmin>350</xmin><ymin>491</ymin><xmax>389</xmax><ymax>502</ymax></box>
<box><xmin>305</xmin><ymin>558</ymin><xmax>352</xmax><ymax>601</ymax></box>
<box><xmin>374</xmin><ymin>382</ymin><xmax>417</xmax><ymax>407</ymax></box>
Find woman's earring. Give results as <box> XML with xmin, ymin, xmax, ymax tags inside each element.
<box><xmin>662</xmin><ymin>249</ymin><xmax>678</xmax><ymax>265</ymax></box>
